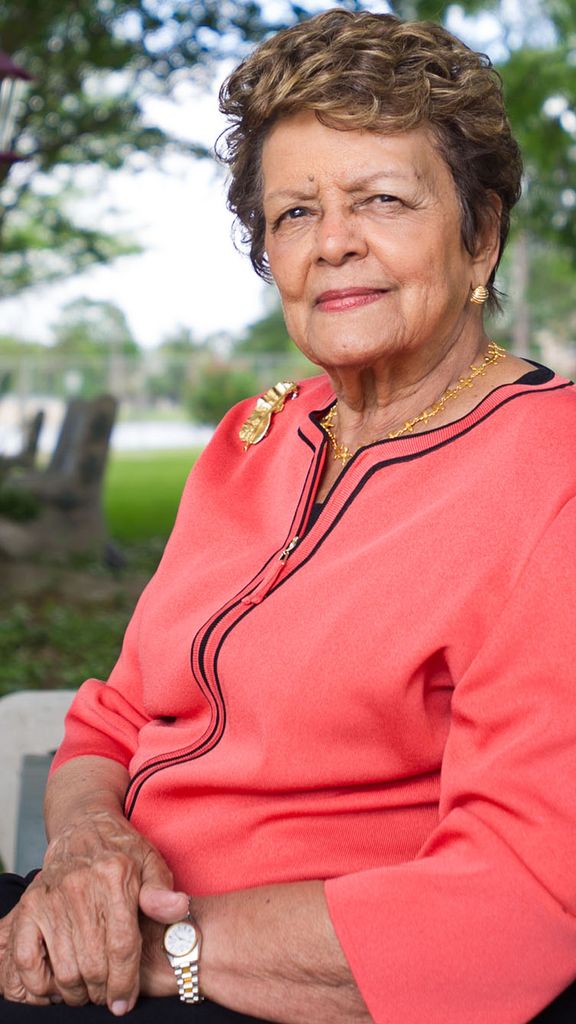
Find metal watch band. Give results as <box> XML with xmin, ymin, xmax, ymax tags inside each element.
<box><xmin>174</xmin><ymin>961</ymin><xmax>203</xmax><ymax>1003</ymax></box>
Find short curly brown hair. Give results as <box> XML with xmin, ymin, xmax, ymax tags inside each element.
<box><xmin>217</xmin><ymin>8</ymin><xmax>522</xmax><ymax>312</ymax></box>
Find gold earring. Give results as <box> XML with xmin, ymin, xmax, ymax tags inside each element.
<box><xmin>470</xmin><ymin>285</ymin><xmax>489</xmax><ymax>305</ymax></box>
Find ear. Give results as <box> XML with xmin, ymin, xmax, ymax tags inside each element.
<box><xmin>471</xmin><ymin>192</ymin><xmax>502</xmax><ymax>281</ymax></box>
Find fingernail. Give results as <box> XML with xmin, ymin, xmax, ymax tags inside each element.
<box><xmin>168</xmin><ymin>890</ymin><xmax>188</xmax><ymax>904</ymax></box>
<box><xmin>154</xmin><ymin>888</ymin><xmax>187</xmax><ymax>907</ymax></box>
<box><xmin>111</xmin><ymin>1001</ymin><xmax>129</xmax><ymax>1016</ymax></box>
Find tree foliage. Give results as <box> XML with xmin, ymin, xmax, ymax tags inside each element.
<box><xmin>45</xmin><ymin>296</ymin><xmax>140</xmax><ymax>396</ymax></box>
<box><xmin>146</xmin><ymin>326</ymin><xmax>199</xmax><ymax>403</ymax></box>
<box><xmin>186</xmin><ymin>359</ymin><xmax>259</xmax><ymax>426</ymax></box>
<box><xmin>235</xmin><ymin>306</ymin><xmax>292</xmax><ymax>355</ymax></box>
<box><xmin>0</xmin><ymin>0</ymin><xmax>265</xmax><ymax>294</ymax></box>
<box><xmin>0</xmin><ymin>0</ymin><xmax>575</xmax><ymax>311</ymax></box>
<box><xmin>51</xmin><ymin>297</ymin><xmax>138</xmax><ymax>357</ymax></box>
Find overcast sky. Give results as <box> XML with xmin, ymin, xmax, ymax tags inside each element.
<box><xmin>0</xmin><ymin>79</ymin><xmax>271</xmax><ymax>349</ymax></box>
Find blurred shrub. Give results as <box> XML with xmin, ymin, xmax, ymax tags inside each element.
<box><xmin>186</xmin><ymin>362</ymin><xmax>259</xmax><ymax>426</ymax></box>
<box><xmin>0</xmin><ymin>486</ymin><xmax>40</xmax><ymax>522</ymax></box>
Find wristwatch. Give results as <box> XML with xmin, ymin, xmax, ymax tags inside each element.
<box><xmin>163</xmin><ymin>916</ymin><xmax>204</xmax><ymax>1004</ymax></box>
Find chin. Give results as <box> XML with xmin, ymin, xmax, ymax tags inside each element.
<box><xmin>306</xmin><ymin>340</ymin><xmax>392</xmax><ymax>371</ymax></box>
<box><xmin>312</xmin><ymin>357</ymin><xmax>383</xmax><ymax>377</ymax></box>
<box><xmin>300</xmin><ymin>319</ymin><xmax>402</xmax><ymax>369</ymax></box>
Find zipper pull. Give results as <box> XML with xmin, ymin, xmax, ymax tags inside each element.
<box><xmin>242</xmin><ymin>536</ymin><xmax>300</xmax><ymax>606</ymax></box>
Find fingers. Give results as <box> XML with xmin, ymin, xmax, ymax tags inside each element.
<box><xmin>140</xmin><ymin>847</ymin><xmax>175</xmax><ymax>891</ymax></box>
<box><xmin>1</xmin><ymin>819</ymin><xmax>178</xmax><ymax>1014</ymax></box>
<box><xmin>7</xmin><ymin>856</ymin><xmax>142</xmax><ymax>1013</ymax></box>
<box><xmin>102</xmin><ymin>887</ymin><xmax>142</xmax><ymax>1014</ymax></box>
<box><xmin>2</xmin><ymin>916</ymin><xmax>54</xmax><ymax>1007</ymax></box>
<box><xmin>9</xmin><ymin>916</ymin><xmax>53</xmax><ymax>1000</ymax></box>
<box><xmin>7</xmin><ymin>892</ymin><xmax>87</xmax><ymax>1008</ymax></box>
<box><xmin>139</xmin><ymin>885</ymin><xmax>189</xmax><ymax>924</ymax></box>
<box><xmin>50</xmin><ymin>855</ymin><xmax>142</xmax><ymax>1013</ymax></box>
<box><xmin>48</xmin><ymin>915</ymin><xmax>100</xmax><ymax>1008</ymax></box>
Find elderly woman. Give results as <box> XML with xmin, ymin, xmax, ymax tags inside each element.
<box><xmin>1</xmin><ymin>9</ymin><xmax>576</xmax><ymax>1024</ymax></box>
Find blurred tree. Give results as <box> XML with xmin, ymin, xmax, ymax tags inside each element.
<box><xmin>50</xmin><ymin>296</ymin><xmax>139</xmax><ymax>396</ymax></box>
<box><xmin>235</xmin><ymin>306</ymin><xmax>291</xmax><ymax>355</ymax></box>
<box><xmin>232</xmin><ymin>302</ymin><xmax>317</xmax><ymax>383</ymax></box>
<box><xmin>1</xmin><ymin>0</ymin><xmax>575</xmax><ymax>329</ymax></box>
<box><xmin>51</xmin><ymin>297</ymin><xmax>138</xmax><ymax>357</ymax></box>
<box><xmin>494</xmin><ymin>241</ymin><xmax>576</xmax><ymax>353</ymax></box>
<box><xmin>186</xmin><ymin>359</ymin><xmax>258</xmax><ymax>426</ymax></box>
<box><xmin>447</xmin><ymin>0</ymin><xmax>576</xmax><ymax>353</ymax></box>
<box><xmin>147</xmin><ymin>325</ymin><xmax>199</xmax><ymax>403</ymax></box>
<box><xmin>0</xmin><ymin>0</ymin><xmax>288</xmax><ymax>295</ymax></box>
<box><xmin>0</xmin><ymin>0</ymin><xmax>377</xmax><ymax>296</ymax></box>
<box><xmin>156</xmin><ymin>326</ymin><xmax>198</xmax><ymax>355</ymax></box>
<box><xmin>0</xmin><ymin>186</ymin><xmax>140</xmax><ymax>295</ymax></box>
<box><xmin>0</xmin><ymin>333</ymin><xmax>44</xmax><ymax>355</ymax></box>
<box><xmin>529</xmin><ymin>246</ymin><xmax>576</xmax><ymax>344</ymax></box>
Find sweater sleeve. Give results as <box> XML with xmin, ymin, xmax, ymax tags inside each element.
<box><xmin>48</xmin><ymin>400</ymin><xmax>253</xmax><ymax>778</ymax></box>
<box><xmin>325</xmin><ymin>496</ymin><xmax>576</xmax><ymax>1024</ymax></box>
<box><xmin>49</xmin><ymin>588</ymin><xmax>152</xmax><ymax>774</ymax></box>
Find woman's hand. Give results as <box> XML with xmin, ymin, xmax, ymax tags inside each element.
<box><xmin>0</xmin><ymin>862</ymin><xmax>189</xmax><ymax>1012</ymax></box>
<box><xmin>0</xmin><ymin>906</ymin><xmax>55</xmax><ymax>1006</ymax></box>
<box><xmin>138</xmin><ymin>910</ymin><xmax>178</xmax><ymax>1000</ymax></box>
<box><xmin>0</xmin><ymin>809</ymin><xmax>187</xmax><ymax>1014</ymax></box>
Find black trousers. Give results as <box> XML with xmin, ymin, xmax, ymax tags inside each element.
<box><xmin>1</xmin><ymin>874</ymin><xmax>576</xmax><ymax>1022</ymax></box>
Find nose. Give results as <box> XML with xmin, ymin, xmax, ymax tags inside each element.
<box><xmin>315</xmin><ymin>207</ymin><xmax>368</xmax><ymax>266</ymax></box>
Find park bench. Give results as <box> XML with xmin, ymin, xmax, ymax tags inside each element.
<box><xmin>0</xmin><ymin>394</ymin><xmax>117</xmax><ymax>557</ymax></box>
<box><xmin>0</xmin><ymin>409</ymin><xmax>44</xmax><ymax>475</ymax></box>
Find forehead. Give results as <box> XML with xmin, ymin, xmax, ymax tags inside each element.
<box><xmin>262</xmin><ymin>111</ymin><xmax>455</xmax><ymax>200</ymax></box>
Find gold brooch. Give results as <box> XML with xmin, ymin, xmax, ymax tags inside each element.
<box><xmin>239</xmin><ymin>381</ymin><xmax>299</xmax><ymax>450</ymax></box>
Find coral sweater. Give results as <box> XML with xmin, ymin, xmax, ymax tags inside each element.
<box><xmin>52</xmin><ymin>367</ymin><xmax>576</xmax><ymax>1023</ymax></box>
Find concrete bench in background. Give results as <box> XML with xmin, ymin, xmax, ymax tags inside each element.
<box><xmin>0</xmin><ymin>394</ymin><xmax>117</xmax><ymax>559</ymax></box>
<box><xmin>0</xmin><ymin>690</ymin><xmax>74</xmax><ymax>872</ymax></box>
<box><xmin>0</xmin><ymin>409</ymin><xmax>45</xmax><ymax>475</ymax></box>
<box><xmin>15</xmin><ymin>753</ymin><xmax>55</xmax><ymax>875</ymax></box>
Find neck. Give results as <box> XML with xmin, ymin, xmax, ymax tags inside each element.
<box><xmin>324</xmin><ymin>333</ymin><xmax>500</xmax><ymax>449</ymax></box>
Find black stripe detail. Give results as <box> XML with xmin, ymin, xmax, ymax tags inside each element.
<box><xmin>124</xmin><ymin>378</ymin><xmax>571</xmax><ymax>815</ymax></box>
<box><xmin>296</xmin><ymin>443</ymin><xmax>325</xmax><ymax>533</ymax></box>
<box><xmin>265</xmin><ymin>380</ymin><xmax>575</xmax><ymax>599</ymax></box>
<box><xmin>297</xmin><ymin>428</ymin><xmax>316</xmax><ymax>452</ymax></box>
<box><xmin>515</xmin><ymin>365</ymin><xmax>555</xmax><ymax>385</ymax></box>
<box><xmin>125</xmin><ymin>435</ymin><xmax>326</xmax><ymax>816</ymax></box>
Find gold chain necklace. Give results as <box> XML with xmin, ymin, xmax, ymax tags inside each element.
<box><xmin>320</xmin><ymin>341</ymin><xmax>506</xmax><ymax>466</ymax></box>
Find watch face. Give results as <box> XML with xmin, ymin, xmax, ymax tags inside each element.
<box><xmin>164</xmin><ymin>921</ymin><xmax>198</xmax><ymax>957</ymax></box>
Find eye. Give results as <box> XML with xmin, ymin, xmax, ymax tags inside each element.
<box><xmin>368</xmin><ymin>193</ymin><xmax>399</xmax><ymax>206</ymax></box>
<box><xmin>273</xmin><ymin>206</ymin><xmax>311</xmax><ymax>230</ymax></box>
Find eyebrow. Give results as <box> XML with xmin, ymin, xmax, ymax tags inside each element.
<box><xmin>349</xmin><ymin>170</ymin><xmax>416</xmax><ymax>190</ymax></box>
<box><xmin>264</xmin><ymin>170</ymin><xmax>417</xmax><ymax>204</ymax></box>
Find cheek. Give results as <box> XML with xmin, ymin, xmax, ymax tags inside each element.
<box><xmin>397</xmin><ymin>244</ymin><xmax>467</xmax><ymax>299</ymax></box>
<box><xmin>275</xmin><ymin>293</ymin><xmax>312</xmax><ymax>353</ymax></box>
<box><xmin>435</xmin><ymin>220</ymin><xmax>473</xmax><ymax>275</ymax></box>
<box><xmin>279</xmin><ymin>299</ymin><xmax>306</xmax><ymax>345</ymax></box>
<box><xmin>267</xmin><ymin>229</ymin><xmax>312</xmax><ymax>295</ymax></box>
<box><xmin>269</xmin><ymin>253</ymin><xmax>304</xmax><ymax>304</ymax></box>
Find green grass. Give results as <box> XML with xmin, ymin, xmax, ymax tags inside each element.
<box><xmin>0</xmin><ymin>598</ymin><xmax>131</xmax><ymax>694</ymax></box>
<box><xmin>0</xmin><ymin>538</ymin><xmax>168</xmax><ymax>698</ymax></box>
<box><xmin>0</xmin><ymin>448</ymin><xmax>205</xmax><ymax>697</ymax></box>
<box><xmin>103</xmin><ymin>448</ymin><xmax>202</xmax><ymax>542</ymax></box>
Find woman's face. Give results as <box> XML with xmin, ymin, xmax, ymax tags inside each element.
<box><xmin>262</xmin><ymin>112</ymin><xmax>498</xmax><ymax>373</ymax></box>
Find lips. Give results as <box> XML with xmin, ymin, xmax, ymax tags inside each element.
<box><xmin>314</xmin><ymin>287</ymin><xmax>387</xmax><ymax>312</ymax></box>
